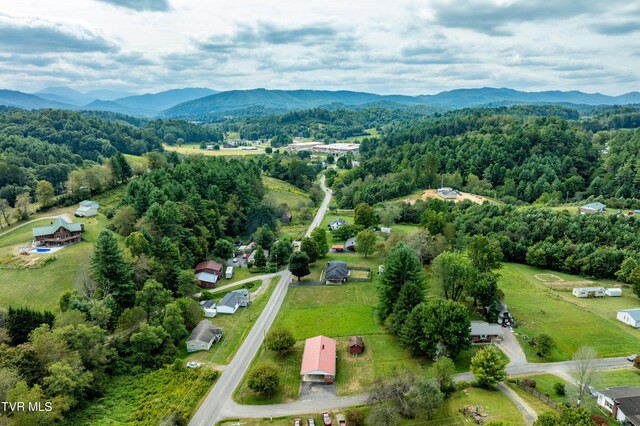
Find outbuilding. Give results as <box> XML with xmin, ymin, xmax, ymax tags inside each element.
<box><xmin>186</xmin><ymin>320</ymin><xmax>222</xmax><ymax>352</ymax></box>
<box><xmin>345</xmin><ymin>237</ymin><xmax>356</xmax><ymax>252</ymax></box>
<box><xmin>195</xmin><ymin>260</ymin><xmax>223</xmax><ymax>288</ymax></box>
<box><xmin>349</xmin><ymin>336</ymin><xmax>364</xmax><ymax>355</ymax></box>
<box><xmin>617</xmin><ymin>309</ymin><xmax>640</xmax><ymax>328</ymax></box>
<box><xmin>225</xmin><ymin>266</ymin><xmax>234</xmax><ymax>279</ymax></box>
<box><xmin>75</xmin><ymin>200</ymin><xmax>99</xmax><ymax>217</ymax></box>
<box><xmin>580</xmin><ymin>202</ymin><xmax>606</xmax><ymax>214</ymax></box>
<box><xmin>605</xmin><ymin>288</ymin><xmax>623</xmax><ymax>297</ymax></box>
<box><xmin>300</xmin><ymin>335</ymin><xmax>336</xmax><ymax>383</ymax></box>
<box><xmin>199</xmin><ymin>300</ymin><xmax>217</xmax><ymax>318</ymax></box>
<box><xmin>572</xmin><ymin>287</ymin><xmax>605</xmax><ymax>298</ymax></box>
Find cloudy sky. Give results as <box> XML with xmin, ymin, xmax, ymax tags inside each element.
<box><xmin>1</xmin><ymin>0</ymin><xmax>639</xmax><ymax>95</ymax></box>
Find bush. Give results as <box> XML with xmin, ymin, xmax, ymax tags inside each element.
<box><xmin>522</xmin><ymin>378</ymin><xmax>537</xmax><ymax>388</ymax></box>
<box><xmin>247</xmin><ymin>363</ymin><xmax>280</xmax><ymax>394</ymax></box>
<box><xmin>264</xmin><ymin>327</ymin><xmax>295</xmax><ymax>353</ymax></box>
<box><xmin>554</xmin><ymin>382</ymin><xmax>566</xmax><ymax>396</ymax></box>
<box><xmin>346</xmin><ymin>409</ymin><xmax>366</xmax><ymax>426</ymax></box>
<box><xmin>591</xmin><ymin>414</ymin><xmax>608</xmax><ymax>425</ymax></box>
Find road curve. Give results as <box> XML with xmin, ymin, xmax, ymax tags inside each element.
<box><xmin>189</xmin><ymin>175</ymin><xmax>332</xmax><ymax>426</ymax></box>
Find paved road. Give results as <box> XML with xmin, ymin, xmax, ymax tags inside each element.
<box><xmin>497</xmin><ymin>329</ymin><xmax>527</xmax><ymax>366</ymax></box>
<box><xmin>189</xmin><ymin>175</ymin><xmax>332</xmax><ymax>426</ymax></box>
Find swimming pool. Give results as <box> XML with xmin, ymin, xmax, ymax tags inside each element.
<box><xmin>29</xmin><ymin>248</ymin><xmax>51</xmax><ymax>253</ymax></box>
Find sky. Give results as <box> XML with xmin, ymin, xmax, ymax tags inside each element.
<box><xmin>1</xmin><ymin>0</ymin><xmax>639</xmax><ymax>95</ymax></box>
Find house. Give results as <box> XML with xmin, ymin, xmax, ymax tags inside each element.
<box><xmin>345</xmin><ymin>237</ymin><xmax>356</xmax><ymax>252</ymax></box>
<box><xmin>195</xmin><ymin>260</ymin><xmax>223</xmax><ymax>288</ymax></box>
<box><xmin>325</xmin><ymin>261</ymin><xmax>349</xmax><ymax>285</ymax></box>
<box><xmin>437</xmin><ymin>187</ymin><xmax>458</xmax><ymax>199</ymax></box>
<box><xmin>617</xmin><ymin>309</ymin><xmax>640</xmax><ymax>328</ymax></box>
<box><xmin>572</xmin><ymin>287</ymin><xmax>605</xmax><ymax>298</ymax></box>
<box><xmin>281</xmin><ymin>212</ymin><xmax>293</xmax><ymax>224</ymax></box>
<box><xmin>331</xmin><ymin>244</ymin><xmax>345</xmax><ymax>252</ymax></box>
<box><xmin>349</xmin><ymin>336</ymin><xmax>364</xmax><ymax>355</ymax></box>
<box><xmin>470</xmin><ymin>321</ymin><xmax>504</xmax><ymax>343</ymax></box>
<box><xmin>328</xmin><ymin>218</ymin><xmax>347</xmax><ymax>230</ymax></box>
<box><xmin>300</xmin><ymin>335</ymin><xmax>336</xmax><ymax>383</ymax></box>
<box><xmin>186</xmin><ymin>320</ymin><xmax>222</xmax><ymax>352</ymax></box>
<box><xmin>225</xmin><ymin>266</ymin><xmax>234</xmax><ymax>279</ymax></box>
<box><xmin>217</xmin><ymin>290</ymin><xmax>250</xmax><ymax>314</ymax></box>
<box><xmin>380</xmin><ymin>227</ymin><xmax>392</xmax><ymax>234</ymax></box>
<box><xmin>231</xmin><ymin>289</ymin><xmax>250</xmax><ymax>306</ymax></box>
<box><xmin>580</xmin><ymin>202</ymin><xmax>606</xmax><ymax>214</ymax></box>
<box><xmin>199</xmin><ymin>300</ymin><xmax>217</xmax><ymax>318</ymax></box>
<box><xmin>32</xmin><ymin>217</ymin><xmax>83</xmax><ymax>247</ymax></box>
<box><xmin>597</xmin><ymin>387</ymin><xmax>640</xmax><ymax>425</ymax></box>
<box><xmin>75</xmin><ymin>200</ymin><xmax>99</xmax><ymax>217</ymax></box>
<box><xmin>606</xmin><ymin>288</ymin><xmax>623</xmax><ymax>297</ymax></box>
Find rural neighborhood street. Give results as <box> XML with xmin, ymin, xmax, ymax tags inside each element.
<box><xmin>189</xmin><ymin>175</ymin><xmax>332</xmax><ymax>426</ymax></box>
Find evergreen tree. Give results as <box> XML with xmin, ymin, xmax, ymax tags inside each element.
<box><xmin>254</xmin><ymin>245</ymin><xmax>267</xmax><ymax>268</ymax></box>
<box><xmin>91</xmin><ymin>230</ymin><xmax>135</xmax><ymax>312</ymax></box>
<box><xmin>377</xmin><ymin>243</ymin><xmax>426</xmax><ymax>322</ymax></box>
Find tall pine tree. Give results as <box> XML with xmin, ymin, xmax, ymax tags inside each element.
<box><xmin>91</xmin><ymin>230</ymin><xmax>135</xmax><ymax>312</ymax></box>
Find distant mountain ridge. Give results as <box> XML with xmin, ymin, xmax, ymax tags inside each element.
<box><xmin>0</xmin><ymin>86</ymin><xmax>638</xmax><ymax>117</ymax></box>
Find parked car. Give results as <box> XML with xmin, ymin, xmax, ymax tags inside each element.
<box><xmin>293</xmin><ymin>418</ymin><xmax>301</xmax><ymax>426</ymax></box>
<box><xmin>336</xmin><ymin>413</ymin><xmax>346</xmax><ymax>425</ymax></box>
<box><xmin>186</xmin><ymin>361</ymin><xmax>202</xmax><ymax>368</ymax></box>
<box><xmin>242</xmin><ymin>253</ymin><xmax>249</xmax><ymax>259</ymax></box>
<box><xmin>627</xmin><ymin>354</ymin><xmax>638</xmax><ymax>362</ymax></box>
<box><xmin>322</xmin><ymin>412</ymin><xmax>332</xmax><ymax>426</ymax></box>
<box><xmin>307</xmin><ymin>419</ymin><xmax>315</xmax><ymax>426</ymax></box>
<box><xmin>232</xmin><ymin>257</ymin><xmax>238</xmax><ymax>263</ymax></box>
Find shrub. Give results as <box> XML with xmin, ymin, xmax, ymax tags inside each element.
<box><xmin>554</xmin><ymin>382</ymin><xmax>566</xmax><ymax>396</ymax></box>
<box><xmin>346</xmin><ymin>409</ymin><xmax>365</xmax><ymax>426</ymax></box>
<box><xmin>247</xmin><ymin>363</ymin><xmax>280</xmax><ymax>394</ymax></box>
<box><xmin>264</xmin><ymin>327</ymin><xmax>295</xmax><ymax>353</ymax></box>
<box><xmin>522</xmin><ymin>378</ymin><xmax>537</xmax><ymax>388</ymax></box>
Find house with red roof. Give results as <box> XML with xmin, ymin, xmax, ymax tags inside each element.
<box><xmin>195</xmin><ymin>260</ymin><xmax>223</xmax><ymax>288</ymax></box>
<box><xmin>300</xmin><ymin>335</ymin><xmax>336</xmax><ymax>383</ymax></box>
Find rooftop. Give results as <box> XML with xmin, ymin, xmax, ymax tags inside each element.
<box><xmin>32</xmin><ymin>217</ymin><xmax>82</xmax><ymax>237</ymax></box>
<box><xmin>195</xmin><ymin>260</ymin><xmax>223</xmax><ymax>272</ymax></box>
<box><xmin>573</xmin><ymin>287</ymin><xmax>605</xmax><ymax>292</ymax></box>
<box><xmin>186</xmin><ymin>320</ymin><xmax>222</xmax><ymax>343</ymax></box>
<box><xmin>619</xmin><ymin>308</ymin><xmax>640</xmax><ymax>321</ymax></box>
<box><xmin>470</xmin><ymin>321</ymin><xmax>504</xmax><ymax>336</ymax></box>
<box><xmin>582</xmin><ymin>202</ymin><xmax>606</xmax><ymax>210</ymax></box>
<box><xmin>599</xmin><ymin>386</ymin><xmax>640</xmax><ymax>400</ymax></box>
<box><xmin>300</xmin><ymin>335</ymin><xmax>336</xmax><ymax>375</ymax></box>
<box><xmin>219</xmin><ymin>292</ymin><xmax>242</xmax><ymax>308</ymax></box>
<box><xmin>325</xmin><ymin>260</ymin><xmax>349</xmax><ymax>281</ymax></box>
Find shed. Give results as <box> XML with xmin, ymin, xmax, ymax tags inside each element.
<box><xmin>617</xmin><ymin>309</ymin><xmax>640</xmax><ymax>328</ymax></box>
<box><xmin>349</xmin><ymin>336</ymin><xmax>364</xmax><ymax>355</ymax></box>
<box><xmin>325</xmin><ymin>261</ymin><xmax>349</xmax><ymax>285</ymax></box>
<box><xmin>199</xmin><ymin>300</ymin><xmax>217</xmax><ymax>318</ymax></box>
<box><xmin>300</xmin><ymin>336</ymin><xmax>336</xmax><ymax>383</ymax></box>
<box><xmin>186</xmin><ymin>320</ymin><xmax>222</xmax><ymax>352</ymax></box>
<box><xmin>345</xmin><ymin>237</ymin><xmax>356</xmax><ymax>251</ymax></box>
<box><xmin>470</xmin><ymin>321</ymin><xmax>504</xmax><ymax>343</ymax></box>
<box><xmin>606</xmin><ymin>288</ymin><xmax>622</xmax><ymax>297</ymax></box>
<box><xmin>331</xmin><ymin>244</ymin><xmax>345</xmax><ymax>252</ymax></box>
<box><xmin>380</xmin><ymin>227</ymin><xmax>391</xmax><ymax>234</ymax></box>
<box><xmin>75</xmin><ymin>200</ymin><xmax>99</xmax><ymax>217</ymax></box>
<box><xmin>281</xmin><ymin>212</ymin><xmax>293</xmax><ymax>224</ymax></box>
<box><xmin>195</xmin><ymin>260</ymin><xmax>223</xmax><ymax>288</ymax></box>
<box><xmin>572</xmin><ymin>287</ymin><xmax>605</xmax><ymax>298</ymax></box>
<box><xmin>580</xmin><ymin>202</ymin><xmax>606</xmax><ymax>214</ymax></box>
<box><xmin>225</xmin><ymin>266</ymin><xmax>234</xmax><ymax>279</ymax></box>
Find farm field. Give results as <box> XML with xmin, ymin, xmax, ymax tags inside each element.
<box><xmin>164</xmin><ymin>143</ymin><xmax>266</xmax><ymax>156</ymax></box>
<box><xmin>499</xmin><ymin>263</ymin><xmax>640</xmax><ymax>361</ymax></box>
<box><xmin>0</xmin><ymin>188</ymin><xmax>124</xmax><ymax>310</ymax></box>
<box><xmin>263</xmin><ymin>176</ymin><xmax>315</xmax><ymax>240</ymax></box>
<box><xmin>180</xmin><ymin>278</ymin><xmax>275</xmax><ymax>366</ymax></box>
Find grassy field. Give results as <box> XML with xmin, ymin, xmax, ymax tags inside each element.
<box><xmin>180</xmin><ymin>278</ymin><xmax>275</xmax><ymax>366</ymax></box>
<box><xmin>164</xmin><ymin>143</ymin><xmax>266</xmax><ymax>156</ymax></box>
<box><xmin>0</xmin><ymin>188</ymin><xmax>125</xmax><ymax>310</ymax></box>
<box><xmin>499</xmin><ymin>263</ymin><xmax>640</xmax><ymax>361</ymax></box>
<box><xmin>263</xmin><ymin>176</ymin><xmax>315</xmax><ymax>240</ymax></box>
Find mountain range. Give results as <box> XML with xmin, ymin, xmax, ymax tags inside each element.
<box><xmin>0</xmin><ymin>86</ymin><xmax>638</xmax><ymax>118</ymax></box>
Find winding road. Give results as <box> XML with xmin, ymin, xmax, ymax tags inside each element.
<box><xmin>189</xmin><ymin>176</ymin><xmax>332</xmax><ymax>426</ymax></box>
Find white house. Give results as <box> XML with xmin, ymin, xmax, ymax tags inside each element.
<box><xmin>437</xmin><ymin>187</ymin><xmax>458</xmax><ymax>199</ymax></box>
<box><xmin>232</xmin><ymin>289</ymin><xmax>250</xmax><ymax>306</ymax></box>
<box><xmin>217</xmin><ymin>292</ymin><xmax>242</xmax><ymax>314</ymax></box>
<box><xmin>580</xmin><ymin>202</ymin><xmax>606</xmax><ymax>215</ymax></box>
<box><xmin>572</xmin><ymin>287</ymin><xmax>605</xmax><ymax>298</ymax></box>
<box><xmin>186</xmin><ymin>320</ymin><xmax>222</xmax><ymax>352</ymax></box>
<box><xmin>597</xmin><ymin>387</ymin><xmax>640</xmax><ymax>425</ymax></box>
<box><xmin>75</xmin><ymin>200</ymin><xmax>99</xmax><ymax>217</ymax></box>
<box><xmin>225</xmin><ymin>266</ymin><xmax>234</xmax><ymax>279</ymax></box>
<box><xmin>199</xmin><ymin>300</ymin><xmax>217</xmax><ymax>318</ymax></box>
<box><xmin>605</xmin><ymin>288</ymin><xmax>622</xmax><ymax>297</ymax></box>
<box><xmin>329</xmin><ymin>218</ymin><xmax>347</xmax><ymax>230</ymax></box>
<box><xmin>617</xmin><ymin>309</ymin><xmax>640</xmax><ymax>328</ymax></box>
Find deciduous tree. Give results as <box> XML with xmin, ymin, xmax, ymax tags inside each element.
<box><xmin>470</xmin><ymin>345</ymin><xmax>507</xmax><ymax>388</ymax></box>
<box><xmin>289</xmin><ymin>252</ymin><xmax>310</xmax><ymax>281</ymax></box>
<box><xmin>354</xmin><ymin>202</ymin><xmax>377</xmax><ymax>228</ymax></box>
<box><xmin>355</xmin><ymin>229</ymin><xmax>376</xmax><ymax>258</ymax></box>
<box><xmin>431</xmin><ymin>252</ymin><xmax>475</xmax><ymax>302</ymax></box>
<box><xmin>300</xmin><ymin>237</ymin><xmax>319</xmax><ymax>263</ymax></box>
<box><xmin>247</xmin><ymin>363</ymin><xmax>280</xmax><ymax>394</ymax></box>
<box><xmin>311</xmin><ymin>227</ymin><xmax>329</xmax><ymax>257</ymax></box>
<box><xmin>264</xmin><ymin>327</ymin><xmax>295</xmax><ymax>353</ymax></box>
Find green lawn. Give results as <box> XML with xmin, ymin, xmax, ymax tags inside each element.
<box><xmin>263</xmin><ymin>176</ymin><xmax>315</xmax><ymax>240</ymax></box>
<box><xmin>500</xmin><ymin>263</ymin><xmax>640</xmax><ymax>361</ymax></box>
<box><xmin>180</xmin><ymin>278</ymin><xmax>275</xmax><ymax>365</ymax></box>
<box><xmin>209</xmin><ymin>280</ymin><xmax>260</xmax><ymax>299</ymax></box>
<box><xmin>164</xmin><ymin>143</ymin><xmax>266</xmax><ymax>156</ymax></box>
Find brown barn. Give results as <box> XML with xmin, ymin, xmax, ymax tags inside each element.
<box><xmin>32</xmin><ymin>217</ymin><xmax>83</xmax><ymax>247</ymax></box>
<box><xmin>349</xmin><ymin>336</ymin><xmax>364</xmax><ymax>355</ymax></box>
<box><xmin>195</xmin><ymin>260</ymin><xmax>223</xmax><ymax>288</ymax></box>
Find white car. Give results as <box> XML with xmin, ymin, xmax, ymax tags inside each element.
<box><xmin>232</xmin><ymin>257</ymin><xmax>239</xmax><ymax>263</ymax></box>
<box><xmin>186</xmin><ymin>361</ymin><xmax>202</xmax><ymax>368</ymax></box>
<box><xmin>627</xmin><ymin>354</ymin><xmax>638</xmax><ymax>362</ymax></box>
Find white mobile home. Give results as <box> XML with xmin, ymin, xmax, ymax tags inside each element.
<box><xmin>605</xmin><ymin>288</ymin><xmax>622</xmax><ymax>297</ymax></box>
<box><xmin>199</xmin><ymin>300</ymin><xmax>217</xmax><ymax>318</ymax></box>
<box><xmin>572</xmin><ymin>287</ymin><xmax>605</xmax><ymax>298</ymax></box>
<box><xmin>186</xmin><ymin>320</ymin><xmax>222</xmax><ymax>352</ymax></box>
<box><xmin>617</xmin><ymin>309</ymin><xmax>640</xmax><ymax>328</ymax></box>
